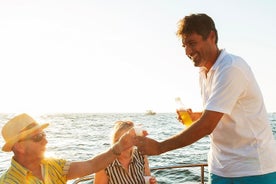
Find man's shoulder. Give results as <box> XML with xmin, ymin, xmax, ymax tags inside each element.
<box><xmin>42</xmin><ymin>157</ymin><xmax>67</xmax><ymax>166</ymax></box>
<box><xmin>217</xmin><ymin>51</ymin><xmax>249</xmax><ymax>72</ymax></box>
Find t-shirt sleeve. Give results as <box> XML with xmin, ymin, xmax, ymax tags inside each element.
<box><xmin>205</xmin><ymin>65</ymin><xmax>248</xmax><ymax>115</ymax></box>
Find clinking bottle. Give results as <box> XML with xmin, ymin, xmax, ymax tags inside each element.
<box><xmin>175</xmin><ymin>97</ymin><xmax>193</xmax><ymax>127</ymax></box>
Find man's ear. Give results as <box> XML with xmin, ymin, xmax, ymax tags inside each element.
<box><xmin>209</xmin><ymin>30</ymin><xmax>216</xmax><ymax>43</ymax></box>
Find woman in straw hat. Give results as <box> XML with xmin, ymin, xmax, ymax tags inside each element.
<box><xmin>0</xmin><ymin>113</ymin><xmax>137</xmax><ymax>183</ymax></box>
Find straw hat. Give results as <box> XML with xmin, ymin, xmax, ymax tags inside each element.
<box><xmin>1</xmin><ymin>113</ymin><xmax>49</xmax><ymax>152</ymax></box>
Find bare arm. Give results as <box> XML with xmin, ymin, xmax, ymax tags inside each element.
<box><xmin>144</xmin><ymin>155</ymin><xmax>158</xmax><ymax>184</ymax></box>
<box><xmin>94</xmin><ymin>169</ymin><xmax>108</xmax><ymax>184</ymax></box>
<box><xmin>67</xmin><ymin>129</ymin><xmax>135</xmax><ymax>180</ymax></box>
<box><xmin>160</xmin><ymin>110</ymin><xmax>222</xmax><ymax>153</ymax></box>
<box><xmin>144</xmin><ymin>155</ymin><xmax>151</xmax><ymax>176</ymax></box>
<box><xmin>136</xmin><ymin>110</ymin><xmax>223</xmax><ymax>155</ymax></box>
<box><xmin>67</xmin><ymin>148</ymin><xmax>116</xmax><ymax>180</ymax></box>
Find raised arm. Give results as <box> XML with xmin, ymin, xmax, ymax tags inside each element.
<box><xmin>67</xmin><ymin>129</ymin><xmax>135</xmax><ymax>180</ymax></box>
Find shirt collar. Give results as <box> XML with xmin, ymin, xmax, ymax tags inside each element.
<box><xmin>210</xmin><ymin>49</ymin><xmax>226</xmax><ymax>71</ymax></box>
<box><xmin>11</xmin><ymin>157</ymin><xmax>30</xmax><ymax>176</ymax></box>
<box><xmin>199</xmin><ymin>49</ymin><xmax>227</xmax><ymax>74</ymax></box>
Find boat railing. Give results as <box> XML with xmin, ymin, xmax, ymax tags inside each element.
<box><xmin>72</xmin><ymin>163</ymin><xmax>208</xmax><ymax>184</ymax></box>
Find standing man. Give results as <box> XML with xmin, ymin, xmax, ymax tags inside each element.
<box><xmin>0</xmin><ymin>113</ymin><xmax>136</xmax><ymax>183</ymax></box>
<box><xmin>136</xmin><ymin>13</ymin><xmax>276</xmax><ymax>183</ymax></box>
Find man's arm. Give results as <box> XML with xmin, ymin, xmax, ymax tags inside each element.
<box><xmin>136</xmin><ymin>110</ymin><xmax>223</xmax><ymax>155</ymax></box>
<box><xmin>66</xmin><ymin>129</ymin><xmax>135</xmax><ymax>180</ymax></box>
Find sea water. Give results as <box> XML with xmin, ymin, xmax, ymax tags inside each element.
<box><xmin>0</xmin><ymin>113</ymin><xmax>275</xmax><ymax>184</ymax></box>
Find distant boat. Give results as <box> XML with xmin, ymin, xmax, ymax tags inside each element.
<box><xmin>145</xmin><ymin>110</ymin><xmax>156</xmax><ymax>115</ymax></box>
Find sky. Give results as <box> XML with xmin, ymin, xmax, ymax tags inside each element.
<box><xmin>0</xmin><ymin>0</ymin><xmax>275</xmax><ymax>114</ymax></box>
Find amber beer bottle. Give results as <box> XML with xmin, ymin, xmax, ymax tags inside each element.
<box><xmin>175</xmin><ymin>97</ymin><xmax>193</xmax><ymax>126</ymax></box>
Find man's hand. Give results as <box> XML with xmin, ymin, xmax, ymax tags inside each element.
<box><xmin>135</xmin><ymin>136</ymin><xmax>161</xmax><ymax>156</ymax></box>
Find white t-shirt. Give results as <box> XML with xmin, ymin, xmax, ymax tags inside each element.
<box><xmin>200</xmin><ymin>49</ymin><xmax>276</xmax><ymax>177</ymax></box>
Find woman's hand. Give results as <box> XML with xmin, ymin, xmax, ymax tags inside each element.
<box><xmin>149</xmin><ymin>176</ymin><xmax>157</xmax><ymax>184</ymax></box>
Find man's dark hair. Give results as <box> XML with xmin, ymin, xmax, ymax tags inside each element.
<box><xmin>177</xmin><ymin>13</ymin><xmax>218</xmax><ymax>44</ymax></box>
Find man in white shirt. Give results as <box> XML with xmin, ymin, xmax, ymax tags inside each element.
<box><xmin>135</xmin><ymin>13</ymin><xmax>276</xmax><ymax>184</ymax></box>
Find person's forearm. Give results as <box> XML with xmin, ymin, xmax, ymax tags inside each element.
<box><xmin>88</xmin><ymin>148</ymin><xmax>118</xmax><ymax>173</ymax></box>
<box><xmin>159</xmin><ymin>119</ymin><xmax>208</xmax><ymax>154</ymax></box>
<box><xmin>159</xmin><ymin>110</ymin><xmax>222</xmax><ymax>154</ymax></box>
<box><xmin>67</xmin><ymin>143</ymin><xmax>121</xmax><ymax>179</ymax></box>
